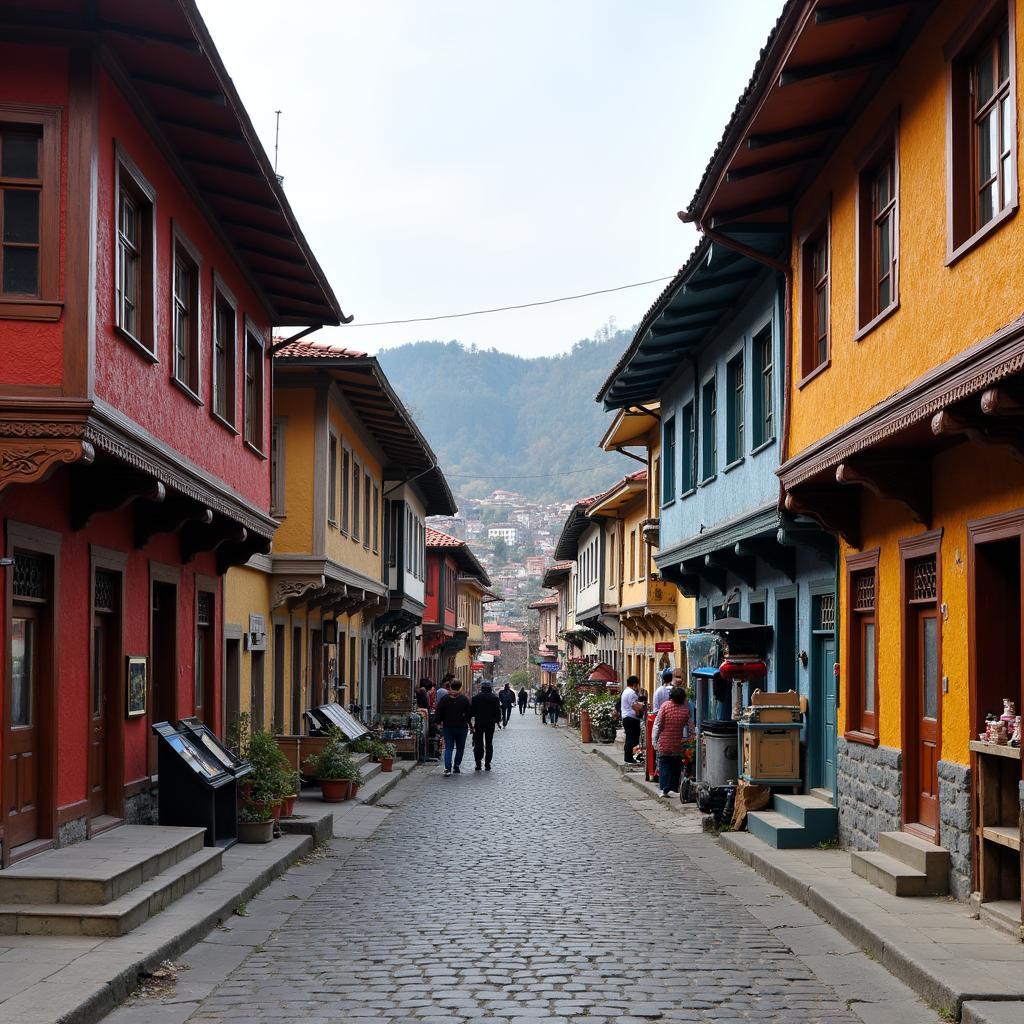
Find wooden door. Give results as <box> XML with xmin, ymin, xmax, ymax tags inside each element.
<box><xmin>88</xmin><ymin>613</ymin><xmax>110</xmax><ymax>818</ymax></box>
<box><xmin>914</xmin><ymin>607</ymin><xmax>940</xmax><ymax>831</ymax></box>
<box><xmin>149</xmin><ymin>581</ymin><xmax>177</xmax><ymax>771</ymax></box>
<box><xmin>5</xmin><ymin>606</ymin><xmax>40</xmax><ymax>849</ymax></box>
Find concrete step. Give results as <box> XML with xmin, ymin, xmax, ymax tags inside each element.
<box><xmin>0</xmin><ymin>845</ymin><xmax>223</xmax><ymax>937</ymax></box>
<box><xmin>810</xmin><ymin>787</ymin><xmax>834</xmax><ymax>805</ymax></box>
<box><xmin>0</xmin><ymin>825</ymin><xmax>207</xmax><ymax>905</ymax></box>
<box><xmin>772</xmin><ymin>794</ymin><xmax>838</xmax><ymax>841</ymax></box>
<box><xmin>359</xmin><ymin>759</ymin><xmax>382</xmax><ymax>784</ymax></box>
<box><xmin>878</xmin><ymin>831</ymin><xmax>949</xmax><ymax>893</ymax></box>
<box><xmin>746</xmin><ymin>810</ymin><xmax>818</xmax><ymax>850</ymax></box>
<box><xmin>358</xmin><ymin>761</ymin><xmax>415</xmax><ymax>806</ymax></box>
<box><xmin>850</xmin><ymin>849</ymin><xmax>934</xmax><ymax>896</ymax></box>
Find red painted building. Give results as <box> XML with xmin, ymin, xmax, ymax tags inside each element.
<box><xmin>0</xmin><ymin>1</ymin><xmax>343</xmax><ymax>863</ymax></box>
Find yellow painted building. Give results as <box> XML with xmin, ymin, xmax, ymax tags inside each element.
<box><xmin>225</xmin><ymin>340</ymin><xmax>449</xmax><ymax>738</ymax></box>
<box><xmin>684</xmin><ymin>0</ymin><xmax>1024</xmax><ymax>909</ymax></box>
<box><xmin>455</xmin><ymin>574</ymin><xmax>499</xmax><ymax>688</ymax></box>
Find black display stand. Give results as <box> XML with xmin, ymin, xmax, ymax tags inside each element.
<box><xmin>303</xmin><ymin>702</ymin><xmax>369</xmax><ymax>741</ymax></box>
<box><xmin>178</xmin><ymin>717</ymin><xmax>252</xmax><ymax>784</ymax></box>
<box><xmin>152</xmin><ymin>721</ymin><xmax>241</xmax><ymax>849</ymax></box>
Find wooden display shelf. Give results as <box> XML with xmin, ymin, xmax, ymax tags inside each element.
<box><xmin>982</xmin><ymin>825</ymin><xmax>1022</xmax><ymax>852</ymax></box>
<box><xmin>969</xmin><ymin>740</ymin><xmax>1021</xmax><ymax>760</ymax></box>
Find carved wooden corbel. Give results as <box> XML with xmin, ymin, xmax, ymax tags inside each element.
<box><xmin>0</xmin><ymin>439</ymin><xmax>94</xmax><ymax>492</ymax></box>
<box><xmin>835</xmin><ymin>455</ymin><xmax>931</xmax><ymax>526</ymax></box>
<box><xmin>784</xmin><ymin>489</ymin><xmax>861</xmax><ymax>549</ymax></box>
<box><xmin>931</xmin><ymin>408</ymin><xmax>1024</xmax><ymax>463</ymax></box>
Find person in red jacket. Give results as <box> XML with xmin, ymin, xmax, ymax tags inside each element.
<box><xmin>652</xmin><ymin>686</ymin><xmax>692</xmax><ymax>798</ymax></box>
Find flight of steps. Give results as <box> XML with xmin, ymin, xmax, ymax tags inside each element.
<box><xmin>851</xmin><ymin>831</ymin><xmax>950</xmax><ymax>896</ymax></box>
<box><xmin>0</xmin><ymin>825</ymin><xmax>222</xmax><ymax>937</ymax></box>
<box><xmin>746</xmin><ymin>791</ymin><xmax>838</xmax><ymax>849</ymax></box>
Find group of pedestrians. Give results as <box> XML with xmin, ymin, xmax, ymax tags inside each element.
<box><xmin>621</xmin><ymin>667</ymin><xmax>694</xmax><ymax>799</ymax></box>
<box><xmin>425</xmin><ymin>677</ymin><xmax>531</xmax><ymax>776</ymax></box>
<box><xmin>537</xmin><ymin>682</ymin><xmax>564</xmax><ymax>726</ymax></box>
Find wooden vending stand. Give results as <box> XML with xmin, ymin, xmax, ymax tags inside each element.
<box><xmin>969</xmin><ymin>740</ymin><xmax>1023</xmax><ymax>938</ymax></box>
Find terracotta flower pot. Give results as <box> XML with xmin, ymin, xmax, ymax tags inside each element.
<box><xmin>270</xmin><ymin>799</ymin><xmax>284</xmax><ymax>822</ymax></box>
<box><xmin>319</xmin><ymin>779</ymin><xmax>352</xmax><ymax>803</ymax></box>
<box><xmin>280</xmin><ymin>794</ymin><xmax>297</xmax><ymax>817</ymax></box>
<box><xmin>237</xmin><ymin>819</ymin><xmax>274</xmax><ymax>844</ymax></box>
<box><xmin>350</xmin><ymin>783</ymin><xmax>361</xmax><ymax>800</ymax></box>
<box><xmin>380</xmin><ymin>757</ymin><xmax>394</xmax><ymax>773</ymax></box>
<box><xmin>580</xmin><ymin>709</ymin><xmax>592</xmax><ymax>744</ymax></box>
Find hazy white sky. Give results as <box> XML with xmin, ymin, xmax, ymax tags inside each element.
<box><xmin>198</xmin><ymin>1</ymin><xmax>780</xmax><ymax>357</ymax></box>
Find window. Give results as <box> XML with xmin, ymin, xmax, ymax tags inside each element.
<box><xmin>328</xmin><ymin>433</ymin><xmax>338</xmax><ymax>525</ymax></box>
<box><xmin>800</xmin><ymin>222</ymin><xmax>829</xmax><ymax>380</ymax></box>
<box><xmin>243</xmin><ymin>324</ymin><xmax>265</xmax><ymax>451</ymax></box>
<box><xmin>115</xmin><ymin>150</ymin><xmax>156</xmax><ymax>355</ymax></box>
<box><xmin>629</xmin><ymin>529</ymin><xmax>637</xmax><ymax>582</ymax></box>
<box><xmin>196</xmin><ymin>590</ymin><xmax>213</xmax><ymax>712</ymax></box>
<box><xmin>847</xmin><ymin>549</ymin><xmax>880</xmax><ymax>741</ymax></box>
<box><xmin>341</xmin><ymin>447</ymin><xmax>351</xmax><ymax>534</ymax></box>
<box><xmin>948</xmin><ymin>8</ymin><xmax>1017</xmax><ymax>260</ymax></box>
<box><xmin>681</xmin><ymin>400</ymin><xmax>695</xmax><ymax>493</ymax></box>
<box><xmin>661</xmin><ymin>415</ymin><xmax>675</xmax><ymax>504</ymax></box>
<box><xmin>609</xmin><ymin>532</ymin><xmax>616</xmax><ymax>586</ymax></box>
<box><xmin>0</xmin><ymin>108</ymin><xmax>60</xmax><ymax>318</ymax></box>
<box><xmin>373</xmin><ymin>482</ymin><xmax>380</xmax><ymax>554</ymax></box>
<box><xmin>171</xmin><ymin>228</ymin><xmax>200</xmax><ymax>398</ymax></box>
<box><xmin>352</xmin><ymin>460</ymin><xmax>361</xmax><ymax>542</ymax></box>
<box><xmin>363</xmin><ymin>471</ymin><xmax>371</xmax><ymax>549</ymax></box>
<box><xmin>751</xmin><ymin>325</ymin><xmax>774</xmax><ymax>448</ymax></box>
<box><xmin>701</xmin><ymin>377</ymin><xmax>717</xmax><ymax>481</ymax></box>
<box><xmin>212</xmin><ymin>280</ymin><xmax>237</xmax><ymax>428</ymax></box>
<box><xmin>726</xmin><ymin>353</ymin><xmax>744</xmax><ymax>464</ymax></box>
<box><xmin>271</xmin><ymin>418</ymin><xmax>286</xmax><ymax>516</ymax></box>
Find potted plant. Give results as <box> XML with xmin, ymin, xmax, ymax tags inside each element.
<box><xmin>303</xmin><ymin>730</ymin><xmax>361</xmax><ymax>802</ymax></box>
<box><xmin>375</xmin><ymin>740</ymin><xmax>397</xmax><ymax>773</ymax></box>
<box><xmin>583</xmin><ymin>692</ymin><xmax>619</xmax><ymax>743</ymax></box>
<box><xmin>237</xmin><ymin>801</ymin><xmax>274</xmax><ymax>843</ymax></box>
<box><xmin>279</xmin><ymin>768</ymin><xmax>301</xmax><ymax>817</ymax></box>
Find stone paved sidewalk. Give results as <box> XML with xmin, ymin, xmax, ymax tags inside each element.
<box><xmin>104</xmin><ymin>714</ymin><xmax>945</xmax><ymax>1024</ymax></box>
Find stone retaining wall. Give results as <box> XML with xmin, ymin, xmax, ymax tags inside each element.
<box><xmin>938</xmin><ymin>759</ymin><xmax>972</xmax><ymax>900</ymax></box>
<box><xmin>836</xmin><ymin>738</ymin><xmax>901</xmax><ymax>849</ymax></box>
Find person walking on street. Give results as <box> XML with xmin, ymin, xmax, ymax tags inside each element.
<box><xmin>434</xmin><ymin>679</ymin><xmax>472</xmax><ymax>776</ymax></box>
<box><xmin>471</xmin><ymin>679</ymin><xmax>502</xmax><ymax>771</ymax></box>
<box><xmin>545</xmin><ymin>683</ymin><xmax>564</xmax><ymax>727</ymax></box>
<box><xmin>498</xmin><ymin>682</ymin><xmax>515</xmax><ymax>728</ymax></box>
<box><xmin>436</xmin><ymin>675</ymin><xmax>450</xmax><ymax>705</ymax></box>
<box><xmin>652</xmin><ymin>686</ymin><xmax>693</xmax><ymax>797</ymax></box>
<box><xmin>653</xmin><ymin>667</ymin><xmax>673</xmax><ymax>712</ymax></box>
<box><xmin>537</xmin><ymin>685</ymin><xmax>548</xmax><ymax>724</ymax></box>
<box><xmin>416</xmin><ymin>677</ymin><xmax>430</xmax><ymax>710</ymax></box>
<box><xmin>621</xmin><ymin>675</ymin><xmax>643</xmax><ymax>764</ymax></box>
<box><xmin>517</xmin><ymin>686</ymin><xmax>528</xmax><ymax>715</ymax></box>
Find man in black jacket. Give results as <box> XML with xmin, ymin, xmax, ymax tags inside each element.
<box><xmin>497</xmin><ymin>682</ymin><xmax>516</xmax><ymax>728</ymax></box>
<box><xmin>434</xmin><ymin>679</ymin><xmax>473</xmax><ymax>776</ymax></box>
<box><xmin>470</xmin><ymin>679</ymin><xmax>502</xmax><ymax>771</ymax></box>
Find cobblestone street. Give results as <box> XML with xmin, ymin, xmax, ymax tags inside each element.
<box><xmin>107</xmin><ymin>716</ymin><xmax>941</xmax><ymax>1024</ymax></box>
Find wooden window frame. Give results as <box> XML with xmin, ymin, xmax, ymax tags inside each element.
<box><xmin>751</xmin><ymin>321</ymin><xmax>774</xmax><ymax>448</ymax></box>
<box><xmin>327</xmin><ymin>430</ymin><xmax>338</xmax><ymax>527</ymax></box>
<box><xmin>845</xmin><ymin>547</ymin><xmax>881</xmax><ymax>745</ymax></box>
<box><xmin>680</xmin><ymin>399</ymin><xmax>696</xmax><ymax>495</ymax></box>
<box><xmin>243</xmin><ymin>316</ymin><xmax>266</xmax><ymax>456</ymax></box>
<box><xmin>700</xmin><ymin>376</ymin><xmax>717</xmax><ymax>482</ymax></box>
<box><xmin>113</xmin><ymin>143</ymin><xmax>157</xmax><ymax>360</ymax></box>
<box><xmin>0</xmin><ymin>104</ymin><xmax>61</xmax><ymax>321</ymax></box>
<box><xmin>210</xmin><ymin>273</ymin><xmax>238</xmax><ymax>432</ymax></box>
<box><xmin>726</xmin><ymin>350</ymin><xmax>744</xmax><ymax>466</ymax></box>
<box><xmin>946</xmin><ymin>0</ymin><xmax>1018</xmax><ymax>265</ymax></box>
<box><xmin>270</xmin><ymin>417</ymin><xmax>286</xmax><ymax>518</ymax></box>
<box><xmin>856</xmin><ymin>115</ymin><xmax>900</xmax><ymax>338</ymax></box>
<box><xmin>170</xmin><ymin>221</ymin><xmax>202</xmax><ymax>402</ymax></box>
<box><xmin>661</xmin><ymin>415</ymin><xmax>675</xmax><ymax>506</ymax></box>
<box><xmin>351</xmin><ymin>457</ymin><xmax>361</xmax><ymax>543</ymax></box>
<box><xmin>341</xmin><ymin>445</ymin><xmax>351</xmax><ymax>535</ymax></box>
<box><xmin>799</xmin><ymin>213</ymin><xmax>831</xmax><ymax>385</ymax></box>
<box><xmin>363</xmin><ymin>470</ymin><xmax>371</xmax><ymax>550</ymax></box>
<box><xmin>372</xmin><ymin>481</ymin><xmax>380</xmax><ymax>554</ymax></box>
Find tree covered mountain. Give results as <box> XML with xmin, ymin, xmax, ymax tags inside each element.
<box><xmin>377</xmin><ymin>322</ymin><xmax>635</xmax><ymax>503</ymax></box>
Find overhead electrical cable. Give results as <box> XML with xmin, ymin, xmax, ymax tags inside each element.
<box><xmin>339</xmin><ymin>275</ymin><xmax>675</xmax><ymax>327</ymax></box>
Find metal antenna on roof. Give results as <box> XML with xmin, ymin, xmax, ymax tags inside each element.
<box><xmin>273</xmin><ymin>109</ymin><xmax>283</xmax><ymax>183</ymax></box>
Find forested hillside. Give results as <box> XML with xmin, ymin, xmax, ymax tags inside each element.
<box><xmin>377</xmin><ymin>323</ymin><xmax>633</xmax><ymax>503</ymax></box>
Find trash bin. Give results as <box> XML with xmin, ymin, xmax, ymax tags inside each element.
<box><xmin>701</xmin><ymin>719</ymin><xmax>739</xmax><ymax>786</ymax></box>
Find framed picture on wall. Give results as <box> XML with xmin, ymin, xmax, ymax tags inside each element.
<box><xmin>126</xmin><ymin>656</ymin><xmax>147</xmax><ymax>718</ymax></box>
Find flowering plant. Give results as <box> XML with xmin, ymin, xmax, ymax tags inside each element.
<box><xmin>579</xmin><ymin>691</ymin><xmax>618</xmax><ymax>730</ymax></box>
<box><xmin>561</xmin><ymin>656</ymin><xmax>591</xmax><ymax>715</ymax></box>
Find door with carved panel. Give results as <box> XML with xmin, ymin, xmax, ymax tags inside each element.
<box><xmin>6</xmin><ymin>604</ymin><xmax>40</xmax><ymax>849</ymax></box>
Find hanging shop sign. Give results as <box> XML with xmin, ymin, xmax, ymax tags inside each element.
<box><xmin>381</xmin><ymin>675</ymin><xmax>414</xmax><ymax>715</ymax></box>
<box><xmin>540</xmin><ymin>661</ymin><xmax>561</xmax><ymax>672</ymax></box>
<box><xmin>654</xmin><ymin>641</ymin><xmax>675</xmax><ymax>653</ymax></box>
<box><xmin>471</xmin><ymin>662</ymin><xmax>484</xmax><ymax>671</ymax></box>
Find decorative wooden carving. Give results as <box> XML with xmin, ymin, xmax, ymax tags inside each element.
<box><xmin>0</xmin><ymin>439</ymin><xmax>94</xmax><ymax>491</ymax></box>
<box><xmin>706</xmin><ymin>550</ymin><xmax>757</xmax><ymax>589</ymax></box>
<box><xmin>70</xmin><ymin>465</ymin><xmax>165</xmax><ymax>530</ymax></box>
<box><xmin>685</xmin><ymin>557</ymin><xmax>725</xmax><ymax>594</ymax></box>
<box><xmin>835</xmin><ymin>455</ymin><xmax>931</xmax><ymax>526</ymax></box>
<box><xmin>931</xmin><ymin>408</ymin><xmax>1024</xmax><ymax>463</ymax></box>
<box><xmin>134</xmin><ymin>497</ymin><xmax>213</xmax><ymax>549</ymax></box>
<box><xmin>272</xmin><ymin>577</ymin><xmax>323</xmax><ymax>608</ymax></box>
<box><xmin>980</xmin><ymin>386</ymin><xmax>1024</xmax><ymax>417</ymax></box>
<box><xmin>181</xmin><ymin>518</ymin><xmax>246</xmax><ymax>564</ymax></box>
<box><xmin>216</xmin><ymin>532</ymin><xmax>271</xmax><ymax>575</ymax></box>
<box><xmin>784</xmin><ymin>489</ymin><xmax>861</xmax><ymax>549</ymax></box>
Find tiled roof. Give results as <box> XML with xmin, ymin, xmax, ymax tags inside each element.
<box><xmin>528</xmin><ymin>595</ymin><xmax>559</xmax><ymax>609</ymax></box>
<box><xmin>500</xmin><ymin>632</ymin><xmax>526</xmax><ymax>643</ymax></box>
<box><xmin>272</xmin><ymin>337</ymin><xmax>367</xmax><ymax>360</ymax></box>
<box><xmin>426</xmin><ymin>527</ymin><xmax>461</xmax><ymax>548</ymax></box>
<box><xmin>482</xmin><ymin>622</ymin><xmax>504</xmax><ymax>633</ymax></box>
<box><xmin>482</xmin><ymin>649</ymin><xmax>501</xmax><ymax>658</ymax></box>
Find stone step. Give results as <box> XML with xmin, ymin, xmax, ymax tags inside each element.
<box><xmin>878</xmin><ymin>831</ymin><xmax>949</xmax><ymax>892</ymax></box>
<box><xmin>359</xmin><ymin>760</ymin><xmax>382</xmax><ymax>784</ymax></box>
<box><xmin>358</xmin><ymin>761</ymin><xmax>414</xmax><ymax>806</ymax></box>
<box><xmin>772</xmin><ymin>794</ymin><xmax>838</xmax><ymax>841</ymax></box>
<box><xmin>746</xmin><ymin>810</ymin><xmax>818</xmax><ymax>849</ymax></box>
<box><xmin>0</xmin><ymin>846</ymin><xmax>223</xmax><ymax>937</ymax></box>
<box><xmin>0</xmin><ymin>825</ymin><xmax>207</xmax><ymax>906</ymax></box>
<box><xmin>850</xmin><ymin>849</ymin><xmax>934</xmax><ymax>896</ymax></box>
<box><xmin>810</xmin><ymin>787</ymin><xmax>834</xmax><ymax>805</ymax></box>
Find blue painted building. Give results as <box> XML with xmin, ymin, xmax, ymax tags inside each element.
<box><xmin>598</xmin><ymin>238</ymin><xmax>839</xmax><ymax>794</ymax></box>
